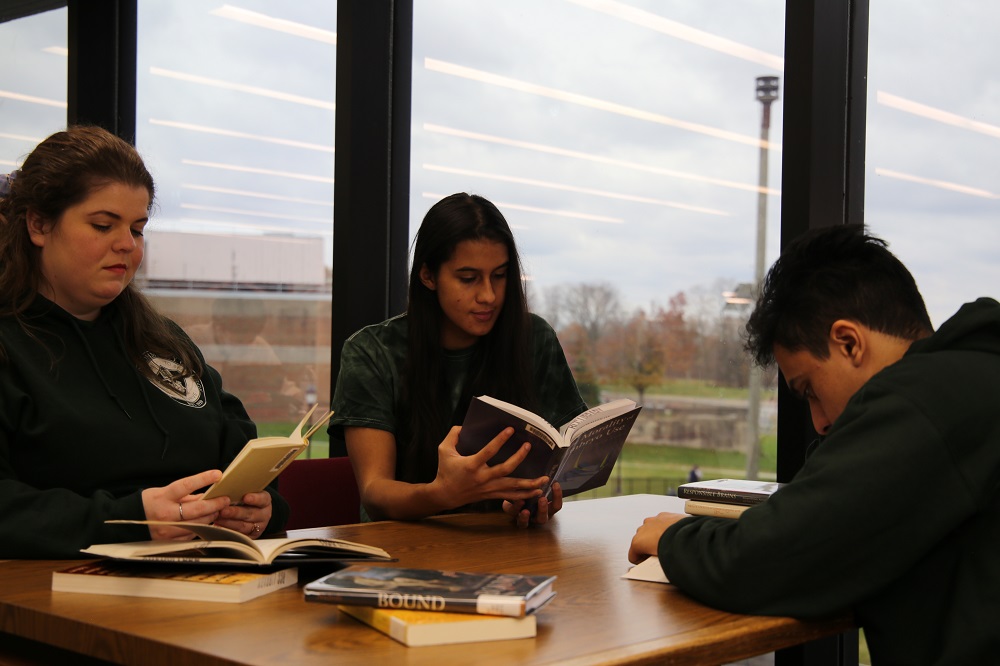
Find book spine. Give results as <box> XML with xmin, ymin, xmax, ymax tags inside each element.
<box><xmin>676</xmin><ymin>487</ymin><xmax>768</xmax><ymax>506</ymax></box>
<box><xmin>684</xmin><ymin>501</ymin><xmax>749</xmax><ymax>519</ymax></box>
<box><xmin>306</xmin><ymin>591</ymin><xmax>525</xmax><ymax>617</ymax></box>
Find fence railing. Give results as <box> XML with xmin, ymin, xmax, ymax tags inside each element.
<box><xmin>566</xmin><ymin>477</ymin><xmax>682</xmax><ymax>501</ymax></box>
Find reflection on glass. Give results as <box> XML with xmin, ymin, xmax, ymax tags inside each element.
<box><xmin>866</xmin><ymin>3</ymin><xmax>1000</xmax><ymax>328</ymax></box>
<box><xmin>0</xmin><ymin>8</ymin><xmax>68</xmax><ymax>173</ymax></box>
<box><xmin>135</xmin><ymin>2</ymin><xmax>336</xmax><ymax>453</ymax></box>
<box><xmin>412</xmin><ymin>1</ymin><xmax>786</xmax><ymax>491</ymax></box>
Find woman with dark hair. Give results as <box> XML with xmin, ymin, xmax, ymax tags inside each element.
<box><xmin>330</xmin><ymin>193</ymin><xmax>587</xmax><ymax>527</ymax></box>
<box><xmin>0</xmin><ymin>126</ymin><xmax>288</xmax><ymax>558</ymax></box>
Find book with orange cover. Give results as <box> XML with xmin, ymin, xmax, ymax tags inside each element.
<box><xmin>52</xmin><ymin>560</ymin><xmax>297</xmax><ymax>603</ymax></box>
<box><xmin>339</xmin><ymin>605</ymin><xmax>537</xmax><ymax>646</ymax></box>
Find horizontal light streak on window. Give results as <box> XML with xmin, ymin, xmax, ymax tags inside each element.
<box><xmin>424</xmin><ymin>123</ymin><xmax>780</xmax><ymax>196</ymax></box>
<box><xmin>166</xmin><ymin>217</ymin><xmax>333</xmax><ymax>237</ymax></box>
<box><xmin>0</xmin><ymin>132</ymin><xmax>44</xmax><ymax>144</ymax></box>
<box><xmin>150</xmin><ymin>67</ymin><xmax>335</xmax><ymax>110</ymax></box>
<box><xmin>43</xmin><ymin>46</ymin><xmax>68</xmax><ymax>56</ymax></box>
<box><xmin>182</xmin><ymin>159</ymin><xmax>335</xmax><ymax>184</ymax></box>
<box><xmin>150</xmin><ymin>119</ymin><xmax>335</xmax><ymax>153</ymax></box>
<box><xmin>566</xmin><ymin>0</ymin><xmax>783</xmax><ymax>70</ymax></box>
<box><xmin>210</xmin><ymin>5</ymin><xmax>336</xmax><ymax>44</ymax></box>
<box><xmin>0</xmin><ymin>159</ymin><xmax>18</xmax><ymax>168</ymax></box>
<box><xmin>180</xmin><ymin>203</ymin><xmax>333</xmax><ymax>223</ymax></box>
<box><xmin>0</xmin><ymin>90</ymin><xmax>66</xmax><ymax>108</ymax></box>
<box><xmin>875</xmin><ymin>168</ymin><xmax>997</xmax><ymax>199</ymax></box>
<box><xmin>425</xmin><ymin>58</ymin><xmax>779</xmax><ymax>151</ymax></box>
<box><xmin>877</xmin><ymin>91</ymin><xmax>1000</xmax><ymax>140</ymax></box>
<box><xmin>424</xmin><ymin>164</ymin><xmax>730</xmax><ymax>216</ymax></box>
<box><xmin>421</xmin><ymin>192</ymin><xmax>624</xmax><ymax>225</ymax></box>
<box><xmin>181</xmin><ymin>183</ymin><xmax>333</xmax><ymax>206</ymax></box>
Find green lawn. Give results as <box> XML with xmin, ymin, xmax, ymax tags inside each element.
<box><xmin>256</xmin><ymin>421</ymin><xmax>330</xmax><ymax>459</ymax></box>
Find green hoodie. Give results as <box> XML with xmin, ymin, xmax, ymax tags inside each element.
<box><xmin>660</xmin><ymin>297</ymin><xmax>1000</xmax><ymax>665</ymax></box>
<box><xmin>0</xmin><ymin>296</ymin><xmax>289</xmax><ymax>558</ymax></box>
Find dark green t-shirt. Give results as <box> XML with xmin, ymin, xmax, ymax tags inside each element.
<box><xmin>330</xmin><ymin>313</ymin><xmax>587</xmax><ymax>492</ymax></box>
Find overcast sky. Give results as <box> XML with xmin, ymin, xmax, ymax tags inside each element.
<box><xmin>1</xmin><ymin>1</ymin><xmax>996</xmax><ymax>327</ymax></box>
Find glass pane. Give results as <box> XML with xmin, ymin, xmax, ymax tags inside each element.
<box><xmin>867</xmin><ymin>3</ymin><xmax>1000</xmax><ymax>329</ymax></box>
<box><xmin>136</xmin><ymin>2</ymin><xmax>336</xmax><ymax>456</ymax></box>
<box><xmin>0</xmin><ymin>8</ymin><xmax>68</xmax><ymax>173</ymax></box>
<box><xmin>412</xmin><ymin>1</ymin><xmax>786</xmax><ymax>492</ymax></box>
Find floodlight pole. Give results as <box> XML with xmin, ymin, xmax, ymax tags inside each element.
<box><xmin>746</xmin><ymin>76</ymin><xmax>779</xmax><ymax>480</ymax></box>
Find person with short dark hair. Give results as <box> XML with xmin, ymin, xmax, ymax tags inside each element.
<box><xmin>0</xmin><ymin>127</ymin><xmax>288</xmax><ymax>558</ymax></box>
<box><xmin>628</xmin><ymin>224</ymin><xmax>1000</xmax><ymax>664</ymax></box>
<box><xmin>329</xmin><ymin>193</ymin><xmax>587</xmax><ymax>527</ymax></box>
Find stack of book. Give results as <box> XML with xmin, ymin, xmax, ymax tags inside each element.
<box><xmin>677</xmin><ymin>478</ymin><xmax>783</xmax><ymax>519</ymax></box>
<box><xmin>54</xmin><ymin>521</ymin><xmax>393</xmax><ymax>604</ymax></box>
<box><xmin>304</xmin><ymin>565</ymin><xmax>556</xmax><ymax>646</ymax></box>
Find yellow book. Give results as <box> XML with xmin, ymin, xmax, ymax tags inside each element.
<box><xmin>339</xmin><ymin>605</ymin><xmax>536</xmax><ymax>646</ymax></box>
<box><xmin>52</xmin><ymin>560</ymin><xmax>297</xmax><ymax>603</ymax></box>
<box><xmin>683</xmin><ymin>499</ymin><xmax>751</xmax><ymax>519</ymax></box>
<box><xmin>202</xmin><ymin>404</ymin><xmax>333</xmax><ymax>502</ymax></box>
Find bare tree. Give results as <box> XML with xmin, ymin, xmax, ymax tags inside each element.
<box><xmin>560</xmin><ymin>282</ymin><xmax>623</xmax><ymax>343</ymax></box>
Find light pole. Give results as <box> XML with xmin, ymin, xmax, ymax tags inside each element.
<box><xmin>745</xmin><ymin>75</ymin><xmax>779</xmax><ymax>480</ymax></box>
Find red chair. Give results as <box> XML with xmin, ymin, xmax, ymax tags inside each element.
<box><xmin>278</xmin><ymin>457</ymin><xmax>361</xmax><ymax>529</ymax></box>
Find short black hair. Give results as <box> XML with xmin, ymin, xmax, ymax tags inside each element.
<box><xmin>745</xmin><ymin>224</ymin><xmax>933</xmax><ymax>367</ymax></box>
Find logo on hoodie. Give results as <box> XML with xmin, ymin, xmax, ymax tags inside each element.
<box><xmin>143</xmin><ymin>353</ymin><xmax>207</xmax><ymax>408</ymax></box>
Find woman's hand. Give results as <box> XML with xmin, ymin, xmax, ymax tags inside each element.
<box><xmin>504</xmin><ymin>482</ymin><xmax>563</xmax><ymax>528</ymax></box>
<box><xmin>141</xmin><ymin>470</ymin><xmax>230</xmax><ymax>541</ymax></box>
<box><xmin>428</xmin><ymin>426</ymin><xmax>547</xmax><ymax>511</ymax></box>
<box><xmin>215</xmin><ymin>490</ymin><xmax>274</xmax><ymax>539</ymax></box>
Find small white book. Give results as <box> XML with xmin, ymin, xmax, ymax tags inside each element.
<box><xmin>202</xmin><ymin>404</ymin><xmax>333</xmax><ymax>502</ymax></box>
<box><xmin>623</xmin><ymin>556</ymin><xmax>669</xmax><ymax>584</ymax></box>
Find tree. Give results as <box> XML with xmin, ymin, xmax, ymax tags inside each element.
<box><xmin>597</xmin><ymin>308</ymin><xmax>666</xmax><ymax>405</ymax></box>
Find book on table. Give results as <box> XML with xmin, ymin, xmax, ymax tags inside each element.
<box><xmin>338</xmin><ymin>605</ymin><xmax>537</xmax><ymax>646</ymax></box>
<box><xmin>304</xmin><ymin>564</ymin><xmax>556</xmax><ymax>617</ymax></box>
<box><xmin>82</xmin><ymin>520</ymin><xmax>391</xmax><ymax>566</ymax></box>
<box><xmin>52</xmin><ymin>560</ymin><xmax>297</xmax><ymax>603</ymax></box>
<box><xmin>683</xmin><ymin>499</ymin><xmax>751</xmax><ymax>519</ymax></box>
<box><xmin>201</xmin><ymin>404</ymin><xmax>334</xmax><ymax>502</ymax></box>
<box><xmin>456</xmin><ymin>395</ymin><xmax>641</xmax><ymax>499</ymax></box>
<box><xmin>676</xmin><ymin>478</ymin><xmax>783</xmax><ymax>507</ymax></box>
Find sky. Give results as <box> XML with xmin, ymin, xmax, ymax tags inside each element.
<box><xmin>1</xmin><ymin>0</ymin><xmax>997</xmax><ymax>327</ymax></box>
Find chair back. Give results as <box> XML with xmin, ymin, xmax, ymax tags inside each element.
<box><xmin>279</xmin><ymin>457</ymin><xmax>361</xmax><ymax>529</ymax></box>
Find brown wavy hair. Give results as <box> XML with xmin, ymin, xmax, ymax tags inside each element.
<box><xmin>0</xmin><ymin>125</ymin><xmax>203</xmax><ymax>379</ymax></box>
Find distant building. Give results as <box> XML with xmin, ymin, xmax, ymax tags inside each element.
<box><xmin>139</xmin><ymin>230</ymin><xmax>329</xmax><ymax>293</ymax></box>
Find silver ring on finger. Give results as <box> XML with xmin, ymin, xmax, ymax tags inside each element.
<box><xmin>250</xmin><ymin>522</ymin><xmax>260</xmax><ymax>536</ymax></box>
<box><xmin>177</xmin><ymin>502</ymin><xmax>185</xmax><ymax>520</ymax></box>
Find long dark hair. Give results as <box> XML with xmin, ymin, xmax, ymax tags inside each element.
<box><xmin>0</xmin><ymin>125</ymin><xmax>204</xmax><ymax>379</ymax></box>
<box><xmin>400</xmin><ymin>193</ymin><xmax>536</xmax><ymax>482</ymax></box>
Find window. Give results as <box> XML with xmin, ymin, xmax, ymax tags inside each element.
<box><xmin>135</xmin><ymin>2</ymin><xmax>336</xmax><ymax>453</ymax></box>
<box><xmin>411</xmin><ymin>1</ymin><xmax>786</xmax><ymax>490</ymax></box>
<box><xmin>866</xmin><ymin>2</ymin><xmax>999</xmax><ymax>327</ymax></box>
<box><xmin>0</xmin><ymin>7</ymin><xmax>67</xmax><ymax>172</ymax></box>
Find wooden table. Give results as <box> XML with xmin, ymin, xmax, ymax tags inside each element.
<box><xmin>0</xmin><ymin>494</ymin><xmax>852</xmax><ymax>665</ymax></box>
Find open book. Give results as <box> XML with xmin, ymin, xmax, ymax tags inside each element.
<box><xmin>202</xmin><ymin>405</ymin><xmax>334</xmax><ymax>502</ymax></box>
<box><xmin>456</xmin><ymin>396</ymin><xmax>641</xmax><ymax>499</ymax></box>
<box><xmin>83</xmin><ymin>521</ymin><xmax>392</xmax><ymax>566</ymax></box>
